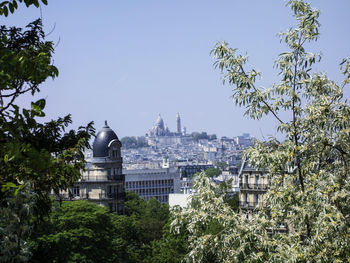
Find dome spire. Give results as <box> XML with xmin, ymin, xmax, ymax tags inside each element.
<box><xmin>93</xmin><ymin>122</ymin><xmax>120</xmax><ymax>158</ymax></box>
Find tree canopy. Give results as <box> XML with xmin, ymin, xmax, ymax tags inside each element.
<box><xmin>172</xmin><ymin>0</ymin><xmax>350</xmax><ymax>262</ymax></box>
<box><xmin>29</xmin><ymin>194</ymin><xmax>173</xmax><ymax>263</ymax></box>
<box><xmin>121</xmin><ymin>136</ymin><xmax>149</xmax><ymax>149</ymax></box>
<box><xmin>0</xmin><ymin>1</ymin><xmax>94</xmax><ymax>261</ymax></box>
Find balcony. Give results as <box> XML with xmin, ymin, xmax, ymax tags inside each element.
<box><xmin>239</xmin><ymin>183</ymin><xmax>268</xmax><ymax>190</ymax></box>
<box><xmin>239</xmin><ymin>201</ymin><xmax>262</xmax><ymax>209</ymax></box>
<box><xmin>107</xmin><ymin>174</ymin><xmax>125</xmax><ymax>181</ymax></box>
<box><xmin>99</xmin><ymin>192</ymin><xmax>126</xmax><ymax>200</ymax></box>
<box><xmin>57</xmin><ymin>193</ymin><xmax>89</xmax><ymax>200</ymax></box>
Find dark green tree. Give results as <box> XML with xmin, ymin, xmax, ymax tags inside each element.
<box><xmin>216</xmin><ymin>161</ymin><xmax>228</xmax><ymax>170</ymax></box>
<box><xmin>0</xmin><ymin>0</ymin><xmax>48</xmax><ymax>17</ymax></box>
<box><xmin>125</xmin><ymin>192</ymin><xmax>169</xmax><ymax>244</ymax></box>
<box><xmin>30</xmin><ymin>201</ymin><xmax>118</xmax><ymax>263</ymax></box>
<box><xmin>0</xmin><ymin>2</ymin><xmax>94</xmax><ymax>261</ymax></box>
<box><xmin>204</xmin><ymin>168</ymin><xmax>221</xmax><ymax>178</ymax></box>
<box><xmin>148</xmin><ymin>221</ymin><xmax>188</xmax><ymax>263</ymax></box>
<box><xmin>121</xmin><ymin>136</ymin><xmax>149</xmax><ymax>149</ymax></box>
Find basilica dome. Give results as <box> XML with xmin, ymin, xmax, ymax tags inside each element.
<box><xmin>156</xmin><ymin>114</ymin><xmax>165</xmax><ymax>130</ymax></box>
<box><xmin>93</xmin><ymin>121</ymin><xmax>120</xmax><ymax>157</ymax></box>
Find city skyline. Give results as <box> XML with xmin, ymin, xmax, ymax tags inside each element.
<box><xmin>5</xmin><ymin>0</ymin><xmax>350</xmax><ymax>139</ymax></box>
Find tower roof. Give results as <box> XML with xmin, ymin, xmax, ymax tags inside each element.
<box><xmin>92</xmin><ymin>121</ymin><xmax>120</xmax><ymax>157</ymax></box>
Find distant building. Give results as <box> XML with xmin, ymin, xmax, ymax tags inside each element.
<box><xmin>176</xmin><ymin>112</ymin><xmax>181</xmax><ymax>134</ymax></box>
<box><xmin>234</xmin><ymin>133</ymin><xmax>253</xmax><ymax>148</ymax></box>
<box><xmin>177</xmin><ymin>163</ymin><xmax>214</xmax><ymax>178</ymax></box>
<box><xmin>146</xmin><ymin>113</ymin><xmax>190</xmax><ymax>146</ymax></box>
<box><xmin>124</xmin><ymin>167</ymin><xmax>181</xmax><ymax>204</ymax></box>
<box><xmin>57</xmin><ymin>122</ymin><xmax>125</xmax><ymax>214</ymax></box>
<box><xmin>169</xmin><ymin>193</ymin><xmax>192</xmax><ymax>208</ymax></box>
<box><xmin>238</xmin><ymin>158</ymin><xmax>268</xmax><ymax>218</ymax></box>
<box><xmin>214</xmin><ymin>170</ymin><xmax>240</xmax><ymax>193</ymax></box>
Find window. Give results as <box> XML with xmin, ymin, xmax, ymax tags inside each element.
<box><xmin>71</xmin><ymin>186</ymin><xmax>80</xmax><ymax>197</ymax></box>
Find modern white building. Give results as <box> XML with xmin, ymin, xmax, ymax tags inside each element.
<box><xmin>124</xmin><ymin>167</ymin><xmax>181</xmax><ymax>204</ymax></box>
<box><xmin>169</xmin><ymin>193</ymin><xmax>192</xmax><ymax>208</ymax></box>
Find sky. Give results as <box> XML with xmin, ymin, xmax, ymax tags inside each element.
<box><xmin>4</xmin><ymin>0</ymin><xmax>350</xmax><ymax>139</ymax></box>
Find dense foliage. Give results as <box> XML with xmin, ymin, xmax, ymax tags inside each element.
<box><xmin>0</xmin><ymin>2</ymin><xmax>94</xmax><ymax>261</ymax></box>
<box><xmin>29</xmin><ymin>193</ymin><xmax>181</xmax><ymax>263</ymax></box>
<box><xmin>0</xmin><ymin>0</ymin><xmax>48</xmax><ymax>17</ymax></box>
<box><xmin>204</xmin><ymin>168</ymin><xmax>222</xmax><ymax>178</ymax></box>
<box><xmin>172</xmin><ymin>0</ymin><xmax>350</xmax><ymax>262</ymax></box>
<box><xmin>30</xmin><ymin>201</ymin><xmax>118</xmax><ymax>263</ymax></box>
<box><xmin>191</xmin><ymin>131</ymin><xmax>217</xmax><ymax>141</ymax></box>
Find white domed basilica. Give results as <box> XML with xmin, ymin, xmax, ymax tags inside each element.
<box><xmin>146</xmin><ymin>113</ymin><xmax>189</xmax><ymax>146</ymax></box>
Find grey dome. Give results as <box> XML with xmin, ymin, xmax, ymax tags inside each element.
<box><xmin>93</xmin><ymin>121</ymin><xmax>120</xmax><ymax>157</ymax></box>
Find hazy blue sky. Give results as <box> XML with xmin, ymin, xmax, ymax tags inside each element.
<box><xmin>5</xmin><ymin>0</ymin><xmax>350</xmax><ymax>139</ymax></box>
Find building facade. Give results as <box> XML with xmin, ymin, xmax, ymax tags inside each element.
<box><xmin>146</xmin><ymin>113</ymin><xmax>189</xmax><ymax>146</ymax></box>
<box><xmin>124</xmin><ymin>167</ymin><xmax>181</xmax><ymax>204</ymax></box>
<box><xmin>238</xmin><ymin>158</ymin><xmax>268</xmax><ymax>216</ymax></box>
<box><xmin>59</xmin><ymin>122</ymin><xmax>125</xmax><ymax>214</ymax></box>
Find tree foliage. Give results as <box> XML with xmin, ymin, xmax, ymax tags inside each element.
<box><xmin>125</xmin><ymin>192</ymin><xmax>170</xmax><ymax>244</ymax></box>
<box><xmin>148</xmin><ymin>220</ymin><xmax>188</xmax><ymax>263</ymax></box>
<box><xmin>204</xmin><ymin>168</ymin><xmax>222</xmax><ymax>178</ymax></box>
<box><xmin>191</xmin><ymin>132</ymin><xmax>216</xmax><ymax>141</ymax></box>
<box><xmin>29</xmin><ymin>194</ymin><xmax>172</xmax><ymax>263</ymax></box>
<box><xmin>30</xmin><ymin>201</ymin><xmax>118</xmax><ymax>263</ymax></box>
<box><xmin>121</xmin><ymin>136</ymin><xmax>149</xmax><ymax>149</ymax></box>
<box><xmin>172</xmin><ymin>1</ymin><xmax>350</xmax><ymax>262</ymax></box>
<box><xmin>0</xmin><ymin>183</ymin><xmax>34</xmax><ymax>262</ymax></box>
<box><xmin>0</xmin><ymin>2</ymin><xmax>94</xmax><ymax>261</ymax></box>
<box><xmin>0</xmin><ymin>0</ymin><xmax>48</xmax><ymax>17</ymax></box>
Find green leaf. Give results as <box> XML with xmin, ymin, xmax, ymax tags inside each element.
<box><xmin>3</xmin><ymin>5</ymin><xmax>8</xmax><ymax>16</ymax></box>
<box><xmin>8</xmin><ymin>2</ymin><xmax>14</xmax><ymax>13</ymax></box>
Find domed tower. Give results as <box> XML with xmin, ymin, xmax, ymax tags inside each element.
<box><xmin>81</xmin><ymin>121</ymin><xmax>125</xmax><ymax>214</ymax></box>
<box><xmin>93</xmin><ymin>120</ymin><xmax>122</xmax><ymax>159</ymax></box>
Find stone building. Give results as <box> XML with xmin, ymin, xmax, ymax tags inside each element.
<box><xmin>238</xmin><ymin>158</ymin><xmax>268</xmax><ymax>217</ymax></box>
<box><xmin>146</xmin><ymin>113</ymin><xmax>190</xmax><ymax>146</ymax></box>
<box><xmin>59</xmin><ymin>121</ymin><xmax>125</xmax><ymax>214</ymax></box>
<box><xmin>176</xmin><ymin>112</ymin><xmax>181</xmax><ymax>134</ymax></box>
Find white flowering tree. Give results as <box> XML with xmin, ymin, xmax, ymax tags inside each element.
<box><xmin>171</xmin><ymin>1</ymin><xmax>350</xmax><ymax>262</ymax></box>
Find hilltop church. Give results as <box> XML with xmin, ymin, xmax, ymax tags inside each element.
<box><xmin>146</xmin><ymin>113</ymin><xmax>190</xmax><ymax>146</ymax></box>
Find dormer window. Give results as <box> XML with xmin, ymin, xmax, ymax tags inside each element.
<box><xmin>110</xmin><ymin>148</ymin><xmax>119</xmax><ymax>158</ymax></box>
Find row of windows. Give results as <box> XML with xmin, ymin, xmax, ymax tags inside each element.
<box><xmin>108</xmin><ymin>185</ymin><xmax>122</xmax><ymax>193</ymax></box>
<box><xmin>70</xmin><ymin>185</ymin><xmax>123</xmax><ymax>197</ymax></box>
<box><xmin>71</xmin><ymin>187</ymin><xmax>80</xmax><ymax>197</ymax></box>
<box><xmin>110</xmin><ymin>168</ymin><xmax>122</xmax><ymax>175</ymax></box>
<box><xmin>243</xmin><ymin>174</ymin><xmax>266</xmax><ymax>184</ymax></box>
<box><xmin>128</xmin><ymin>188</ymin><xmax>173</xmax><ymax>196</ymax></box>
<box><xmin>111</xmin><ymin>149</ymin><xmax>120</xmax><ymax>158</ymax></box>
<box><xmin>125</xmin><ymin>179</ymin><xmax>173</xmax><ymax>188</ymax></box>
